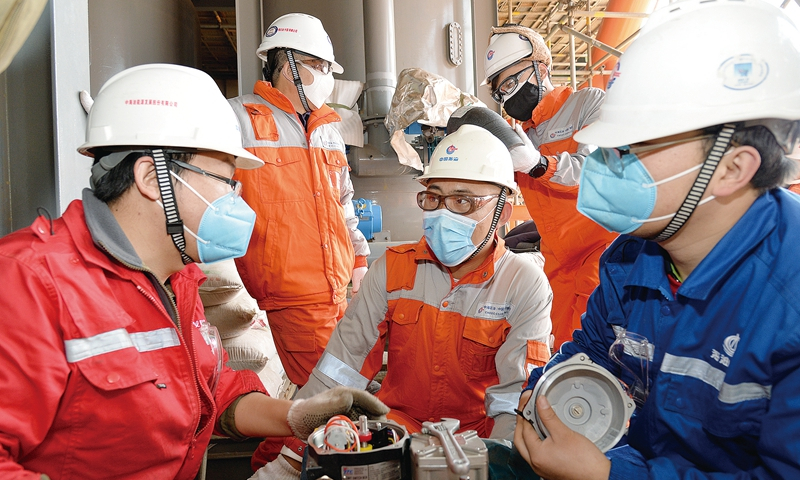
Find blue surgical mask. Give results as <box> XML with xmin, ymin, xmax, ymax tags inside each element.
<box><xmin>423</xmin><ymin>208</ymin><xmax>493</xmax><ymax>267</ymax></box>
<box><xmin>577</xmin><ymin>148</ymin><xmax>715</xmax><ymax>234</ymax></box>
<box><xmin>164</xmin><ymin>171</ymin><xmax>256</xmax><ymax>264</ymax></box>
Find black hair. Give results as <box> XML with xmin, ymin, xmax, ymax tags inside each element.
<box><xmin>265</xmin><ymin>49</ymin><xmax>288</xmax><ymax>84</ymax></box>
<box><xmin>704</xmin><ymin>124</ymin><xmax>799</xmax><ymax>194</ymax></box>
<box><xmin>92</xmin><ymin>150</ymin><xmax>195</xmax><ymax>204</ymax></box>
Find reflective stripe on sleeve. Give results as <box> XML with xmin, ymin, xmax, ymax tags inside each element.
<box><xmin>485</xmin><ymin>391</ymin><xmax>521</xmax><ymax>418</ymax></box>
<box><xmin>316</xmin><ymin>351</ymin><xmax>369</xmax><ymax>389</ymax></box>
<box><xmin>64</xmin><ymin>327</ymin><xmax>180</xmax><ymax>363</ymax></box>
<box><xmin>661</xmin><ymin>353</ymin><xmax>771</xmax><ymax>404</ymax></box>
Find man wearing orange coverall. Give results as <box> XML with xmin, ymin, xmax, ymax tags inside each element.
<box><xmin>0</xmin><ymin>63</ymin><xmax>388</xmax><ymax>480</ymax></box>
<box><xmin>483</xmin><ymin>25</ymin><xmax>618</xmax><ymax>350</ymax></box>
<box><xmin>228</xmin><ymin>13</ymin><xmax>370</xmax><ymax>387</ymax></box>
<box><xmin>295</xmin><ymin>124</ymin><xmax>553</xmax><ymax>446</ymax></box>
<box><xmin>227</xmin><ymin>13</ymin><xmax>371</xmax><ymax>473</ymax></box>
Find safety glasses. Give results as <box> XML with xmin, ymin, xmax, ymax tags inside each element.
<box><xmin>299</xmin><ymin>59</ymin><xmax>333</xmax><ymax>75</ymax></box>
<box><xmin>599</xmin><ymin>133</ymin><xmax>715</xmax><ymax>175</ymax></box>
<box><xmin>491</xmin><ymin>65</ymin><xmax>534</xmax><ymax>103</ymax></box>
<box><xmin>416</xmin><ymin>191</ymin><xmax>499</xmax><ymax>215</ymax></box>
<box><xmin>609</xmin><ymin>330</ymin><xmax>653</xmax><ymax>408</ymax></box>
<box><xmin>169</xmin><ymin>158</ymin><xmax>242</xmax><ymax>197</ymax></box>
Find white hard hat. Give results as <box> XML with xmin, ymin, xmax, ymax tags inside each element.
<box><xmin>482</xmin><ymin>25</ymin><xmax>551</xmax><ymax>86</ymax></box>
<box><xmin>257</xmin><ymin>13</ymin><xmax>343</xmax><ymax>74</ymax></box>
<box><xmin>574</xmin><ymin>0</ymin><xmax>800</xmax><ymax>148</ymax></box>
<box><xmin>78</xmin><ymin>64</ymin><xmax>263</xmax><ymax>169</ymax></box>
<box><xmin>417</xmin><ymin>124</ymin><xmax>517</xmax><ymax>193</ymax></box>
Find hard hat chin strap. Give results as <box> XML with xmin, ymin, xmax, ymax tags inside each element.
<box><xmin>532</xmin><ymin>61</ymin><xmax>545</xmax><ymax>105</ymax></box>
<box><xmin>152</xmin><ymin>148</ymin><xmax>194</xmax><ymax>265</ymax></box>
<box><xmin>466</xmin><ymin>187</ymin><xmax>508</xmax><ymax>262</ymax></box>
<box><xmin>652</xmin><ymin>124</ymin><xmax>736</xmax><ymax>242</ymax></box>
<box><xmin>285</xmin><ymin>50</ymin><xmax>312</xmax><ymax>113</ymax></box>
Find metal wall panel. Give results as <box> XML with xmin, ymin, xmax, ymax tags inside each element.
<box><xmin>1</xmin><ymin>4</ymin><xmax>54</xmax><ymax>234</ymax></box>
<box><xmin>88</xmin><ymin>0</ymin><xmax>200</xmax><ymax>94</ymax></box>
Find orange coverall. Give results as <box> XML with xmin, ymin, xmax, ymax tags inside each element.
<box><xmin>519</xmin><ymin>85</ymin><xmax>618</xmax><ymax>349</ymax></box>
<box><xmin>229</xmin><ymin>82</ymin><xmax>369</xmax><ymax>386</ymax></box>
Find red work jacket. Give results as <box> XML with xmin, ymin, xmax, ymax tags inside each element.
<box><xmin>0</xmin><ymin>199</ymin><xmax>265</xmax><ymax>479</ymax></box>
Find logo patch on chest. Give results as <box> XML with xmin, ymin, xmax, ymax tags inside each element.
<box><xmin>475</xmin><ymin>302</ymin><xmax>511</xmax><ymax>320</ymax></box>
<box><xmin>546</xmin><ymin>124</ymin><xmax>574</xmax><ymax>142</ymax></box>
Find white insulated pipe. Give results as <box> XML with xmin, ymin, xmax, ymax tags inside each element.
<box><xmin>363</xmin><ymin>0</ymin><xmax>397</xmax><ymax>118</ymax></box>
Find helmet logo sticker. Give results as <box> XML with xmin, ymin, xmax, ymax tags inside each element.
<box><xmin>446</xmin><ymin>145</ymin><xmax>458</xmax><ymax>154</ymax></box>
<box><xmin>719</xmin><ymin>54</ymin><xmax>768</xmax><ymax>90</ymax></box>
<box><xmin>265</xmin><ymin>26</ymin><xmax>277</xmax><ymax>37</ymax></box>
<box><xmin>487</xmin><ymin>49</ymin><xmax>495</xmax><ymax>60</ymax></box>
<box><xmin>327</xmin><ymin>35</ymin><xmax>332</xmax><ymax>45</ymax></box>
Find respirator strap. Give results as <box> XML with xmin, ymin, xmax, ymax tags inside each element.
<box><xmin>652</xmin><ymin>124</ymin><xmax>735</xmax><ymax>242</ymax></box>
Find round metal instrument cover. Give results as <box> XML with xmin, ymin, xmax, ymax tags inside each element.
<box><xmin>523</xmin><ymin>353</ymin><xmax>635</xmax><ymax>453</ymax></box>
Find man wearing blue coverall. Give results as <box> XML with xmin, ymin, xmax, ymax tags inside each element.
<box><xmin>512</xmin><ymin>1</ymin><xmax>800</xmax><ymax>479</ymax></box>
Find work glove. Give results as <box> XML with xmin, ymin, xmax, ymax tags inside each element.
<box><xmin>248</xmin><ymin>455</ymin><xmax>300</xmax><ymax>480</ymax></box>
<box><xmin>509</xmin><ymin>123</ymin><xmax>542</xmax><ymax>173</ymax></box>
<box><xmin>351</xmin><ymin>266</ymin><xmax>368</xmax><ymax>294</ymax></box>
<box><xmin>286</xmin><ymin>386</ymin><xmax>390</xmax><ymax>440</ymax></box>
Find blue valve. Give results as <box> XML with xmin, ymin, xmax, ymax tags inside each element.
<box><xmin>352</xmin><ymin>198</ymin><xmax>382</xmax><ymax>240</ymax></box>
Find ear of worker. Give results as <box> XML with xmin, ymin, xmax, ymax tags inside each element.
<box><xmin>286</xmin><ymin>386</ymin><xmax>390</xmax><ymax>440</ymax></box>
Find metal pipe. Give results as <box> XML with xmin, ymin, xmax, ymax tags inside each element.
<box><xmin>572</xmin><ymin>10</ymin><xmax>650</xmax><ymax>18</ymax></box>
<box><xmin>589</xmin><ymin>29</ymin><xmax>639</xmax><ymax>70</ymax></box>
<box><xmin>543</xmin><ymin>24</ymin><xmax>560</xmax><ymax>43</ymax></box>
<box><xmin>568</xmin><ymin>11</ymin><xmax>576</xmax><ymax>90</ymax></box>
<box><xmin>559</xmin><ymin>23</ymin><xmax>623</xmax><ymax>58</ymax></box>
<box><xmin>362</xmin><ymin>0</ymin><xmax>397</xmax><ymax>118</ymax></box>
<box><xmin>586</xmin><ymin>13</ymin><xmax>592</xmax><ymax>87</ymax></box>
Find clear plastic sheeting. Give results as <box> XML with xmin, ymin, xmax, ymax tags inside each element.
<box><xmin>385</xmin><ymin>68</ymin><xmax>485</xmax><ymax>170</ymax></box>
<box><xmin>327</xmin><ymin>79</ymin><xmax>366</xmax><ymax>147</ymax></box>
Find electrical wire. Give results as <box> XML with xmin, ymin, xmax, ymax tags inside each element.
<box><xmin>322</xmin><ymin>415</ymin><xmax>360</xmax><ymax>452</ymax></box>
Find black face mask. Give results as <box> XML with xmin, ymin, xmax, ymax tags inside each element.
<box><xmin>503</xmin><ymin>81</ymin><xmax>541</xmax><ymax>122</ymax></box>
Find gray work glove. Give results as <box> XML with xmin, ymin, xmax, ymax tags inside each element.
<box><xmin>510</xmin><ymin>123</ymin><xmax>542</xmax><ymax>173</ymax></box>
<box><xmin>286</xmin><ymin>386</ymin><xmax>390</xmax><ymax>440</ymax></box>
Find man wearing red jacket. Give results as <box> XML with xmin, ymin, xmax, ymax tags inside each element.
<box><xmin>483</xmin><ymin>25</ymin><xmax>618</xmax><ymax>350</ymax></box>
<box><xmin>0</xmin><ymin>64</ymin><xmax>387</xmax><ymax>480</ymax></box>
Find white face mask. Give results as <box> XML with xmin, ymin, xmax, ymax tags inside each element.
<box><xmin>299</xmin><ymin>63</ymin><xmax>335</xmax><ymax>110</ymax></box>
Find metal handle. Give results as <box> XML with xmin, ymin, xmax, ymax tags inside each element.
<box><xmin>422</xmin><ymin>418</ymin><xmax>470</xmax><ymax>475</ymax></box>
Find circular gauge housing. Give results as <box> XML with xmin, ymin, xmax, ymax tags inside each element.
<box><xmin>522</xmin><ymin>353</ymin><xmax>635</xmax><ymax>453</ymax></box>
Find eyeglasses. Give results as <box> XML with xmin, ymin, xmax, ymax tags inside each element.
<box><xmin>416</xmin><ymin>191</ymin><xmax>499</xmax><ymax>215</ymax></box>
<box><xmin>491</xmin><ymin>65</ymin><xmax>534</xmax><ymax>103</ymax></box>
<box><xmin>299</xmin><ymin>59</ymin><xmax>333</xmax><ymax>75</ymax></box>
<box><xmin>598</xmin><ymin>133</ymin><xmax>715</xmax><ymax>175</ymax></box>
<box><xmin>169</xmin><ymin>159</ymin><xmax>242</xmax><ymax>197</ymax></box>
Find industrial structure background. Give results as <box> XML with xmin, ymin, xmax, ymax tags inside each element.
<box><xmin>0</xmin><ymin>0</ymin><xmax>665</xmax><ymax>245</ymax></box>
